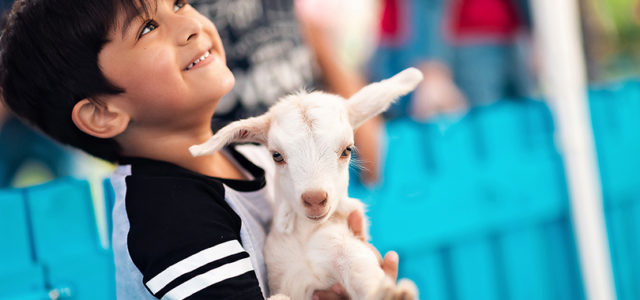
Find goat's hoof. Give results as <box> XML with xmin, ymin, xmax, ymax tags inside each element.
<box><xmin>374</xmin><ymin>277</ymin><xmax>417</xmax><ymax>300</ymax></box>
<box><xmin>391</xmin><ymin>279</ymin><xmax>418</xmax><ymax>300</ymax></box>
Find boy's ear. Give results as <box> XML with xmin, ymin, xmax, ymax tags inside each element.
<box><xmin>71</xmin><ymin>98</ymin><xmax>130</xmax><ymax>139</ymax></box>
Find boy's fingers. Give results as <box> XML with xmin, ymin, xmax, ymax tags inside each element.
<box><xmin>331</xmin><ymin>284</ymin><xmax>348</xmax><ymax>297</ymax></box>
<box><xmin>347</xmin><ymin>210</ymin><xmax>365</xmax><ymax>241</ymax></box>
<box><xmin>312</xmin><ymin>291</ymin><xmax>341</xmax><ymax>300</ymax></box>
<box><xmin>313</xmin><ymin>284</ymin><xmax>349</xmax><ymax>300</ymax></box>
<box><xmin>382</xmin><ymin>251</ymin><xmax>399</xmax><ymax>281</ymax></box>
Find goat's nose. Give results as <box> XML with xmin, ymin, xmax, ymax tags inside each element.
<box><xmin>301</xmin><ymin>190</ymin><xmax>328</xmax><ymax>208</ymax></box>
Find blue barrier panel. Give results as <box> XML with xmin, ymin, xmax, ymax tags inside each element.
<box><xmin>589</xmin><ymin>79</ymin><xmax>640</xmax><ymax>300</ymax></box>
<box><xmin>0</xmin><ymin>189</ymin><xmax>47</xmax><ymax>298</ymax></box>
<box><xmin>590</xmin><ymin>83</ymin><xmax>640</xmax><ymax>206</ymax></box>
<box><xmin>369</xmin><ymin>101</ymin><xmax>570</xmax><ymax>253</ymax></box>
<box><xmin>382</xmin><ymin>119</ymin><xmax>435</xmax><ymax>192</ymax></box>
<box><xmin>449</xmin><ymin>238</ymin><xmax>501</xmax><ymax>300</ymax></box>
<box><xmin>628</xmin><ymin>201</ymin><xmax>640</xmax><ymax>297</ymax></box>
<box><xmin>21</xmin><ymin>177</ymin><xmax>116</xmax><ymax>300</ymax></box>
<box><xmin>46</xmin><ymin>253</ymin><xmax>115</xmax><ymax>300</ymax></box>
<box><xmin>0</xmin><ymin>265</ymin><xmax>47</xmax><ymax>299</ymax></box>
<box><xmin>416</xmin><ymin>114</ymin><xmax>479</xmax><ymax>178</ymax></box>
<box><xmin>520</xmin><ymin>99</ymin><xmax>556</xmax><ymax>154</ymax></box>
<box><xmin>0</xmin><ymin>189</ymin><xmax>35</xmax><ymax>271</ymax></box>
<box><xmin>499</xmin><ymin>226</ymin><xmax>552</xmax><ymax>299</ymax></box>
<box><xmin>470</xmin><ymin>101</ymin><xmax>532</xmax><ymax>162</ymax></box>
<box><xmin>544</xmin><ymin>218</ymin><xmax>585</xmax><ymax>300</ymax></box>
<box><xmin>611</xmin><ymin>80</ymin><xmax>640</xmax><ymax>142</ymax></box>
<box><xmin>24</xmin><ymin>177</ymin><xmax>100</xmax><ymax>263</ymax></box>
<box><xmin>401</xmin><ymin>250</ymin><xmax>451</xmax><ymax>300</ymax></box>
<box><xmin>606</xmin><ymin>204</ymin><xmax>638</xmax><ymax>300</ymax></box>
<box><xmin>103</xmin><ymin>177</ymin><xmax>115</xmax><ymax>247</ymax></box>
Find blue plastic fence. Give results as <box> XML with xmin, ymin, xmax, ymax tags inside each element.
<box><xmin>349</xmin><ymin>79</ymin><xmax>640</xmax><ymax>300</ymax></box>
<box><xmin>0</xmin><ymin>177</ymin><xmax>115</xmax><ymax>300</ymax></box>
<box><xmin>590</xmin><ymin>80</ymin><xmax>640</xmax><ymax>300</ymax></box>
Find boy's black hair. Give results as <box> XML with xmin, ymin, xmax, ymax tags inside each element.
<box><xmin>0</xmin><ymin>0</ymin><xmax>155</xmax><ymax>162</ymax></box>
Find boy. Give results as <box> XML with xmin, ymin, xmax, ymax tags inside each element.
<box><xmin>0</xmin><ymin>0</ymin><xmax>398</xmax><ymax>299</ymax></box>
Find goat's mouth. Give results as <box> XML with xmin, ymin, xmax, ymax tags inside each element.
<box><xmin>306</xmin><ymin>211</ymin><xmax>329</xmax><ymax>221</ymax></box>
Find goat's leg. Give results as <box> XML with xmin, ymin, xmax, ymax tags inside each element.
<box><xmin>309</xmin><ymin>232</ymin><xmax>417</xmax><ymax>300</ymax></box>
<box><xmin>266</xmin><ymin>233</ymin><xmax>333</xmax><ymax>300</ymax></box>
<box><xmin>338</xmin><ymin>237</ymin><xmax>394</xmax><ymax>300</ymax></box>
<box><xmin>344</xmin><ymin>239</ymin><xmax>417</xmax><ymax>300</ymax></box>
<box><xmin>270</xmin><ymin>266</ymin><xmax>332</xmax><ymax>300</ymax></box>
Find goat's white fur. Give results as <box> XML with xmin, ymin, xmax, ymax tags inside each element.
<box><xmin>190</xmin><ymin>68</ymin><xmax>423</xmax><ymax>300</ymax></box>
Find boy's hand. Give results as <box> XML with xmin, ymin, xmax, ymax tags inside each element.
<box><xmin>312</xmin><ymin>211</ymin><xmax>399</xmax><ymax>300</ymax></box>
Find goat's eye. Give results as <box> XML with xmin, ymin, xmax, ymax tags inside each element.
<box><xmin>341</xmin><ymin>146</ymin><xmax>353</xmax><ymax>158</ymax></box>
<box><xmin>272</xmin><ymin>152</ymin><xmax>285</xmax><ymax>163</ymax></box>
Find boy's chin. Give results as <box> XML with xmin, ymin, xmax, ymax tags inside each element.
<box><xmin>208</xmin><ymin>68</ymin><xmax>235</xmax><ymax>97</ymax></box>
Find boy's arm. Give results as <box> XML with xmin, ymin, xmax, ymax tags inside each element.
<box><xmin>122</xmin><ymin>177</ymin><xmax>265</xmax><ymax>300</ymax></box>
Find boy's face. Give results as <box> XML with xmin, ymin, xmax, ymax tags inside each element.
<box><xmin>99</xmin><ymin>0</ymin><xmax>234</xmax><ymax>130</ymax></box>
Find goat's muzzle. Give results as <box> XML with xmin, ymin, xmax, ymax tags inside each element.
<box><xmin>302</xmin><ymin>190</ymin><xmax>329</xmax><ymax>221</ymax></box>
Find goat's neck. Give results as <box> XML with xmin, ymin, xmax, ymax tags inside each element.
<box><xmin>273</xmin><ymin>194</ymin><xmax>355</xmax><ymax>240</ymax></box>
<box><xmin>294</xmin><ymin>210</ymin><xmax>351</xmax><ymax>241</ymax></box>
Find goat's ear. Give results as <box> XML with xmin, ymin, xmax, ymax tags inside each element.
<box><xmin>347</xmin><ymin>67</ymin><xmax>423</xmax><ymax>128</ymax></box>
<box><xmin>190</xmin><ymin>114</ymin><xmax>271</xmax><ymax>157</ymax></box>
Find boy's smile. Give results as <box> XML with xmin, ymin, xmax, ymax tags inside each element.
<box><xmin>98</xmin><ymin>0</ymin><xmax>234</xmax><ymax>134</ymax></box>
<box><xmin>185</xmin><ymin>50</ymin><xmax>211</xmax><ymax>71</ymax></box>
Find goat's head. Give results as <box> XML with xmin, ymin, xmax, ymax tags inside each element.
<box><xmin>190</xmin><ymin>68</ymin><xmax>423</xmax><ymax>225</ymax></box>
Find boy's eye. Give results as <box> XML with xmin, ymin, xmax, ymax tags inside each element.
<box><xmin>139</xmin><ymin>21</ymin><xmax>158</xmax><ymax>38</ymax></box>
<box><xmin>137</xmin><ymin>1</ymin><xmax>187</xmax><ymax>38</ymax></box>
<box><xmin>174</xmin><ymin>0</ymin><xmax>188</xmax><ymax>12</ymax></box>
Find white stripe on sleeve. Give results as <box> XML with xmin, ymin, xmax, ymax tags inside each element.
<box><xmin>161</xmin><ymin>257</ymin><xmax>254</xmax><ymax>300</ymax></box>
<box><xmin>146</xmin><ymin>240</ymin><xmax>245</xmax><ymax>294</ymax></box>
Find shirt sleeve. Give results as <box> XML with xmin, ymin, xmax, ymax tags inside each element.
<box><xmin>124</xmin><ymin>176</ymin><xmax>265</xmax><ymax>300</ymax></box>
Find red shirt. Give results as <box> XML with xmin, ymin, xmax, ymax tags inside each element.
<box><xmin>378</xmin><ymin>0</ymin><xmax>405</xmax><ymax>46</ymax></box>
<box><xmin>449</xmin><ymin>0</ymin><xmax>522</xmax><ymax>41</ymax></box>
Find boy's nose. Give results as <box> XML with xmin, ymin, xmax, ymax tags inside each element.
<box><xmin>174</xmin><ymin>16</ymin><xmax>202</xmax><ymax>45</ymax></box>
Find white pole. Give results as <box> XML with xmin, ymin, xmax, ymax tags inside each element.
<box><xmin>529</xmin><ymin>1</ymin><xmax>616</xmax><ymax>299</ymax></box>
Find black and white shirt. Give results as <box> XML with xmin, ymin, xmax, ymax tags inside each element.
<box><xmin>111</xmin><ymin>145</ymin><xmax>274</xmax><ymax>299</ymax></box>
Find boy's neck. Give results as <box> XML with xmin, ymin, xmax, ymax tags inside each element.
<box><xmin>117</xmin><ymin>126</ymin><xmax>246</xmax><ymax>180</ymax></box>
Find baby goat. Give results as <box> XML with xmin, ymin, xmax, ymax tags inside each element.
<box><xmin>190</xmin><ymin>68</ymin><xmax>423</xmax><ymax>300</ymax></box>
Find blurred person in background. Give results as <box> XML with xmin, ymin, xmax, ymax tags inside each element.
<box><xmin>578</xmin><ymin>0</ymin><xmax>614</xmax><ymax>81</ymax></box>
<box><xmin>579</xmin><ymin>0</ymin><xmax>640</xmax><ymax>80</ymax></box>
<box><xmin>191</xmin><ymin>0</ymin><xmax>384</xmax><ymax>185</ymax></box>
<box><xmin>369</xmin><ymin>0</ymin><xmax>536</xmax><ymax>121</ymax></box>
